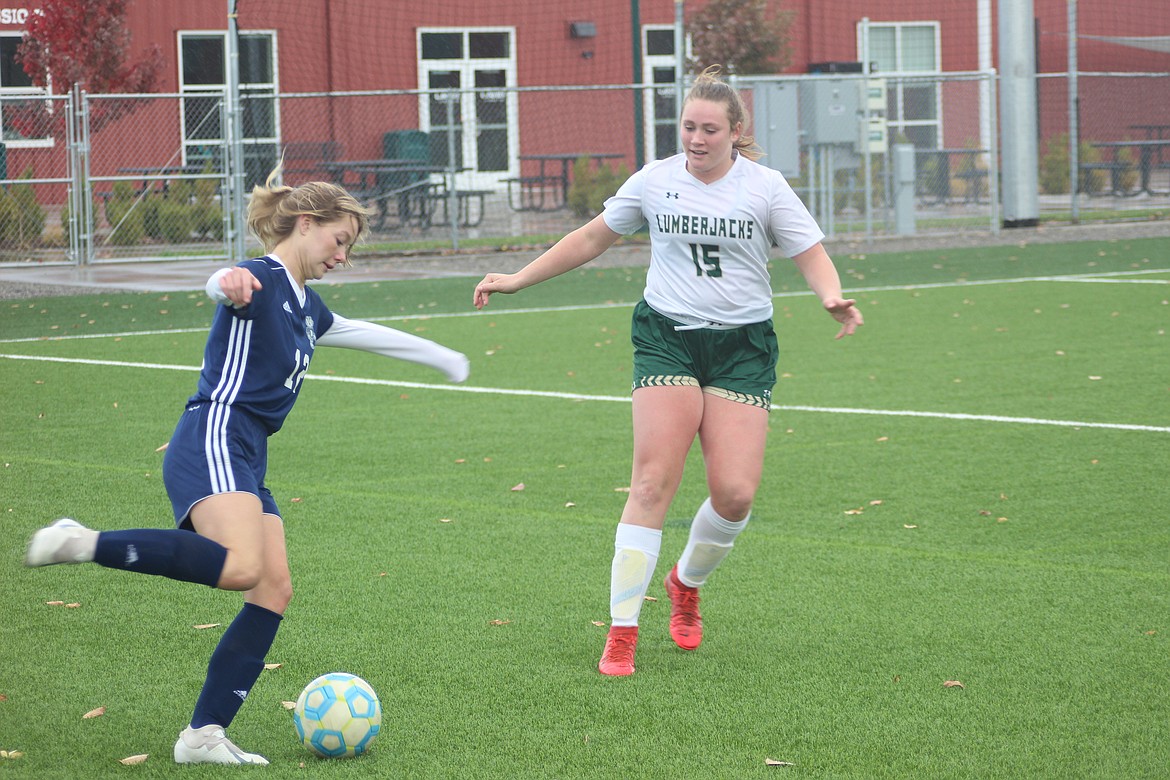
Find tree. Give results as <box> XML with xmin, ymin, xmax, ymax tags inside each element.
<box><xmin>687</xmin><ymin>0</ymin><xmax>795</xmax><ymax>75</ymax></box>
<box><xmin>10</xmin><ymin>0</ymin><xmax>162</xmax><ymax>136</ymax></box>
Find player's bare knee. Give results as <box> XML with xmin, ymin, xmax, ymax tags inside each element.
<box><xmin>627</xmin><ymin>477</ymin><xmax>672</xmax><ymax>513</ymax></box>
<box><xmin>217</xmin><ymin>552</ymin><xmax>264</xmax><ymax>591</ymax></box>
<box><xmin>711</xmin><ymin>492</ymin><xmax>753</xmax><ymax>522</ymax></box>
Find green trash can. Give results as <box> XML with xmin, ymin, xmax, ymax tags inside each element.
<box><xmin>380</xmin><ymin>130</ymin><xmax>432</xmax><ymax>224</ymax></box>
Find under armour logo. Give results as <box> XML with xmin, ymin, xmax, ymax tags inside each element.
<box><xmin>125</xmin><ymin>545</ymin><xmax>139</xmax><ymax>565</ymax></box>
<box><xmin>666</xmin><ymin>192</ymin><xmax>679</xmax><ymax>199</ymax></box>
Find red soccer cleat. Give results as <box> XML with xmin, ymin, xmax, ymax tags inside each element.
<box><xmin>598</xmin><ymin>625</ymin><xmax>639</xmax><ymax>676</ymax></box>
<box><xmin>664</xmin><ymin>566</ymin><xmax>702</xmax><ymax>650</ymax></box>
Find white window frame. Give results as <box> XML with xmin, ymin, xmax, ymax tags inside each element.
<box><xmin>859</xmin><ymin>21</ymin><xmax>942</xmax><ymax>148</ymax></box>
<box><xmin>417</xmin><ymin>27</ymin><xmax>518</xmax><ymax>188</ymax></box>
<box><xmin>642</xmin><ymin>24</ymin><xmax>688</xmax><ymax>160</ymax></box>
<box><xmin>177</xmin><ymin>29</ymin><xmax>279</xmax><ymax>168</ymax></box>
<box><xmin>1</xmin><ymin>31</ymin><xmax>55</xmax><ymax>149</ymax></box>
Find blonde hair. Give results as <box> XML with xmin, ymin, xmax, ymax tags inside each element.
<box><xmin>246</xmin><ymin>163</ymin><xmax>372</xmax><ymax>262</ymax></box>
<box><xmin>685</xmin><ymin>65</ymin><xmax>763</xmax><ymax>161</ymax></box>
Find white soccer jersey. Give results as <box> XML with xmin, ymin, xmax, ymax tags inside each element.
<box><xmin>603</xmin><ymin>152</ymin><xmax>825</xmax><ymax>325</ymax></box>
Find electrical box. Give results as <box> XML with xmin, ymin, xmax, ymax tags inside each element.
<box><xmin>864</xmin><ymin>79</ymin><xmax>887</xmax><ymax>113</ymax></box>
<box><xmin>860</xmin><ymin>117</ymin><xmax>887</xmax><ymax>154</ymax></box>
<box><xmin>799</xmin><ymin>79</ymin><xmax>860</xmax><ymax>146</ymax></box>
<box><xmin>752</xmin><ymin>82</ymin><xmax>800</xmax><ymax>179</ymax></box>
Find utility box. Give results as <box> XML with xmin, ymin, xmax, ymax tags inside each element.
<box><xmin>752</xmin><ymin>82</ymin><xmax>800</xmax><ymax>178</ymax></box>
<box><xmin>799</xmin><ymin>79</ymin><xmax>860</xmax><ymax>146</ymax></box>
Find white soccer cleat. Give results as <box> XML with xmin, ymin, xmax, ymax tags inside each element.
<box><xmin>24</xmin><ymin>518</ymin><xmax>96</xmax><ymax>567</ymax></box>
<box><xmin>173</xmin><ymin>724</ymin><xmax>269</xmax><ymax>765</ymax></box>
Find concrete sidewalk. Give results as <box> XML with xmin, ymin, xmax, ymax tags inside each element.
<box><xmin>1</xmin><ymin>220</ymin><xmax>1167</xmax><ymax>300</ymax></box>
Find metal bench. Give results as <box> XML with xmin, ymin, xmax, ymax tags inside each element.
<box><xmin>503</xmin><ymin>175</ymin><xmax>563</xmax><ymax>212</ymax></box>
<box><xmin>1078</xmin><ymin>161</ymin><xmax>1133</xmax><ymax>196</ymax></box>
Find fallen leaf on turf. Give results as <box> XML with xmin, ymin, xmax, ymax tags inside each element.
<box><xmin>644</xmin><ymin>596</ymin><xmax>658</xmax><ymax>602</ymax></box>
<box><xmin>119</xmin><ymin>754</ymin><xmax>148</xmax><ymax>765</ymax></box>
<box><xmin>876</xmin><ymin>436</ymin><xmax>889</xmax><ymax>442</ymax></box>
<box><xmin>454</xmin><ymin>458</ymin><xmax>466</xmax><ymax>464</ymax></box>
<box><xmin>997</xmin><ymin>517</ymin><xmax>1009</xmax><ymax>523</ymax></box>
<box><xmin>193</xmin><ymin>623</ymin><xmax>221</xmax><ymax>630</ymax></box>
<box><xmin>591</xmin><ymin>621</ymin><xmax>607</xmax><ymax>627</ymax></box>
<box><xmin>46</xmin><ymin>601</ymin><xmax>65</xmax><ymax>606</ymax></box>
<box><xmin>979</xmin><ymin>510</ymin><xmax>992</xmax><ymax>516</ymax></box>
<box><xmin>614</xmin><ymin>487</ymin><xmax>631</xmax><ymax>493</ymax></box>
<box><xmin>281</xmin><ymin>701</ymin><xmax>296</xmax><ymax>710</ymax></box>
<box><xmin>82</xmin><ymin>706</ymin><xmax>106</xmax><ymax>719</ymax></box>
<box><xmin>511</xmin><ymin>483</ymin><xmax>525</xmax><ymax>492</ymax></box>
<box><xmin>291</xmin><ymin>497</ymin><xmax>302</xmax><ymax>503</ymax></box>
<box><xmin>489</xmin><ymin>619</ymin><xmax>511</xmax><ymax>626</ymax></box>
<box><xmin>1145</xmin><ymin>630</ymin><xmax>1156</xmax><ymax>636</ymax></box>
<box><xmin>439</xmin><ymin>518</ymin><xmax>452</xmax><ymax>523</ymax></box>
<box><xmin>154</xmin><ymin>442</ymin><xmax>169</xmax><ymax>452</ymax></box>
<box><xmin>903</xmin><ymin>524</ymin><xmax>918</xmax><ymax>529</ymax></box>
<box><xmin>1</xmin><ymin>750</ymin><xmax>25</xmax><ymax>760</ymax></box>
<box><xmin>869</xmin><ymin>500</ymin><xmax>883</xmax><ymax>506</ymax></box>
<box><xmin>0</xmin><ymin>694</ymin><xmax>7</xmax><ymax>701</ymax></box>
<box><xmin>943</xmin><ymin>680</ymin><xmax>965</xmax><ymax>689</ymax></box>
<box><xmin>64</xmin><ymin>603</ymin><xmax>81</xmax><ymax>608</ymax></box>
<box><xmin>564</xmin><ymin>502</ymin><xmax>576</xmax><ymax>508</ymax></box>
<box><xmin>844</xmin><ymin>508</ymin><xmax>864</xmax><ymax>515</ymax></box>
<box><xmin>263</xmin><ymin>663</ymin><xmax>281</xmax><ymax>670</ymax></box>
<box><xmin>765</xmin><ymin>758</ymin><xmax>795</xmax><ymax>766</ymax></box>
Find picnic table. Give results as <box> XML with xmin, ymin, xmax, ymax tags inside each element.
<box><xmin>508</xmin><ymin>152</ymin><xmax>624</xmax><ymax>211</ymax></box>
<box><xmin>1088</xmin><ymin>139</ymin><xmax>1170</xmax><ymax>196</ymax></box>
<box><xmin>323</xmin><ymin>159</ymin><xmax>475</xmax><ymax>230</ymax></box>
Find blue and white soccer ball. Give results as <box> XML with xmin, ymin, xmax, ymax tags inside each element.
<box><xmin>293</xmin><ymin>672</ymin><xmax>381</xmax><ymax>758</ymax></box>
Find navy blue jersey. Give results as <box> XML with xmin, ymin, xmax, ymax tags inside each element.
<box><xmin>188</xmin><ymin>256</ymin><xmax>334</xmax><ymax>434</ymax></box>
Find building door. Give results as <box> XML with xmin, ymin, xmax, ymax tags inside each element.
<box><xmin>418</xmin><ymin>29</ymin><xmax>517</xmax><ymax>189</ymax></box>
<box><xmin>643</xmin><ymin>26</ymin><xmax>682</xmax><ymax>160</ymax></box>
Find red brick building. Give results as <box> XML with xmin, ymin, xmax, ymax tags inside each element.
<box><xmin>1</xmin><ymin>1</ymin><xmax>1166</xmax><ymax>190</ymax></box>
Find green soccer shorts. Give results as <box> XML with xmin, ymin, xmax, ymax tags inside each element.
<box><xmin>630</xmin><ymin>300</ymin><xmax>779</xmax><ymax>410</ymax></box>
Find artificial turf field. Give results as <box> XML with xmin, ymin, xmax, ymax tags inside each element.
<box><xmin>1</xmin><ymin>235</ymin><xmax>1167</xmax><ymax>778</ymax></box>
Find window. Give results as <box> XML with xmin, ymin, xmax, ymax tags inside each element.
<box><xmin>1</xmin><ymin>33</ymin><xmax>52</xmax><ymax>147</ymax></box>
<box><xmin>643</xmin><ymin>25</ymin><xmax>685</xmax><ymax>160</ymax></box>
<box><xmin>418</xmin><ymin>28</ymin><xmax>517</xmax><ymax>187</ymax></box>
<box><xmin>862</xmin><ymin>22</ymin><xmax>941</xmax><ymax>149</ymax></box>
<box><xmin>178</xmin><ymin>31</ymin><xmax>277</xmax><ymax>187</ymax></box>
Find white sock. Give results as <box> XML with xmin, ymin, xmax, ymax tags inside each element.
<box><xmin>676</xmin><ymin>497</ymin><xmax>748</xmax><ymax>588</ymax></box>
<box><xmin>609</xmin><ymin>523</ymin><xmax>662</xmax><ymax>627</ymax></box>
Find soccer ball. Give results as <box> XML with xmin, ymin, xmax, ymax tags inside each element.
<box><xmin>293</xmin><ymin>672</ymin><xmax>381</xmax><ymax>758</ymax></box>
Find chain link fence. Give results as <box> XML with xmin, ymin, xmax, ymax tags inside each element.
<box><xmin>0</xmin><ymin>68</ymin><xmax>1165</xmax><ymax>267</ymax></box>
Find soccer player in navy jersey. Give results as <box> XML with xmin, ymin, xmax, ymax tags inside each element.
<box><xmin>474</xmin><ymin>67</ymin><xmax>862</xmax><ymax>677</ymax></box>
<box><xmin>25</xmin><ymin>169</ymin><xmax>469</xmax><ymax>764</ymax></box>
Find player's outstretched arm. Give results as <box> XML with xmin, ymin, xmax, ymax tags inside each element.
<box><xmin>473</xmin><ymin>215</ymin><xmax>621</xmax><ymax>309</ymax></box>
<box><xmin>316</xmin><ymin>314</ymin><xmax>470</xmax><ymax>383</ymax></box>
<box><xmin>206</xmin><ymin>267</ymin><xmax>263</xmax><ymax>308</ymax></box>
<box><xmin>790</xmin><ymin>243</ymin><xmax>863</xmax><ymax>339</ymax></box>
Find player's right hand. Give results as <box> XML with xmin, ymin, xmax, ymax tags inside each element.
<box><xmin>473</xmin><ymin>273</ymin><xmax>520</xmax><ymax>310</ymax></box>
<box><xmin>219</xmin><ymin>267</ymin><xmax>263</xmax><ymax>307</ymax></box>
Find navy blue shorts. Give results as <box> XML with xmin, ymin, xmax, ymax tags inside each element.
<box><xmin>162</xmin><ymin>402</ymin><xmax>280</xmax><ymax>528</ymax></box>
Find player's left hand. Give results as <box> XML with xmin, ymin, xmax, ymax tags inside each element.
<box><xmin>824</xmin><ymin>297</ymin><xmax>863</xmax><ymax>339</ymax></box>
<box><xmin>220</xmin><ymin>267</ymin><xmax>263</xmax><ymax>307</ymax></box>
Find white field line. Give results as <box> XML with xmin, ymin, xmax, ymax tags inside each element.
<box><xmin>2</xmin><ymin>266</ymin><xmax>1168</xmax><ymax>347</ymax></box>
<box><xmin>2</xmin><ymin>352</ymin><xmax>1168</xmax><ymax>434</ymax></box>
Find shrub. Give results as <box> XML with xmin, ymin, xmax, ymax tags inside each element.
<box><xmin>567</xmin><ymin>156</ymin><xmax>629</xmax><ymax>218</ymax></box>
<box><xmin>0</xmin><ymin>168</ymin><xmax>47</xmax><ymax>248</ymax></box>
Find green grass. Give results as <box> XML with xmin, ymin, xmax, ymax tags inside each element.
<box><xmin>1</xmin><ymin>236</ymin><xmax>1168</xmax><ymax>778</ymax></box>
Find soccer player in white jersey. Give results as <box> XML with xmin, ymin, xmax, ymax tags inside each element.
<box><xmin>474</xmin><ymin>66</ymin><xmax>862</xmax><ymax>676</ymax></box>
<box><xmin>25</xmin><ymin>167</ymin><xmax>469</xmax><ymax>763</ymax></box>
